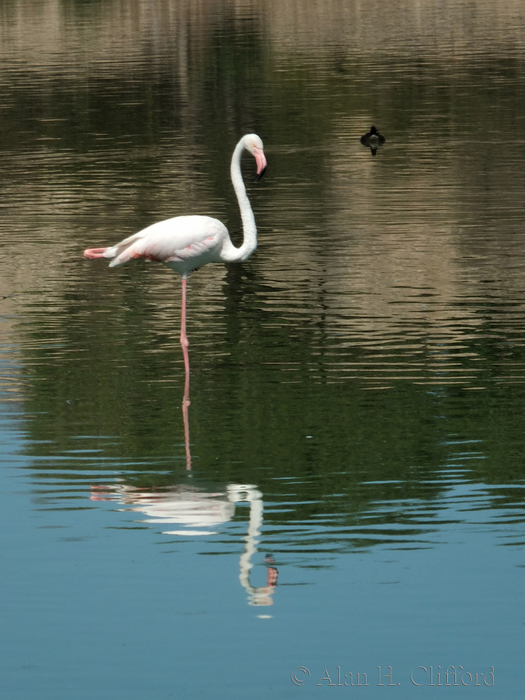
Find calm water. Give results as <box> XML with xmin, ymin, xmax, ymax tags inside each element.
<box><xmin>1</xmin><ymin>0</ymin><xmax>525</xmax><ymax>697</ymax></box>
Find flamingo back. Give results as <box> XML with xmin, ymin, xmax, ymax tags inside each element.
<box><xmin>105</xmin><ymin>215</ymin><xmax>230</xmax><ymax>274</ymax></box>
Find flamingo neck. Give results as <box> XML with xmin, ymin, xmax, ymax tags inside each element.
<box><xmin>221</xmin><ymin>139</ymin><xmax>257</xmax><ymax>263</ymax></box>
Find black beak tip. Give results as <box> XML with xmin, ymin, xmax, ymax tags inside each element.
<box><xmin>255</xmin><ymin>166</ymin><xmax>267</xmax><ymax>182</ymax></box>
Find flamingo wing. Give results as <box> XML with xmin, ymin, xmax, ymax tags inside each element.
<box><xmin>106</xmin><ymin>215</ymin><xmax>228</xmax><ymax>267</ymax></box>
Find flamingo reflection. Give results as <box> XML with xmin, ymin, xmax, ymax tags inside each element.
<box><xmin>91</xmin><ymin>367</ymin><xmax>277</xmax><ymax>605</ymax></box>
<box><xmin>182</xmin><ymin>371</ymin><xmax>191</xmax><ymax>470</ymax></box>
<box><xmin>91</xmin><ymin>482</ymin><xmax>277</xmax><ymax>606</ymax></box>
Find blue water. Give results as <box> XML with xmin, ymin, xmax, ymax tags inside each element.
<box><xmin>1</xmin><ymin>399</ymin><xmax>523</xmax><ymax>698</ymax></box>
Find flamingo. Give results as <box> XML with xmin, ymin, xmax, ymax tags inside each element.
<box><xmin>84</xmin><ymin>133</ymin><xmax>267</xmax><ymax>374</ymax></box>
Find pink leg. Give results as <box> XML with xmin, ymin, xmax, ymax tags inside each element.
<box><xmin>182</xmin><ymin>371</ymin><xmax>191</xmax><ymax>470</ymax></box>
<box><xmin>83</xmin><ymin>247</ymin><xmax>109</xmax><ymax>259</ymax></box>
<box><xmin>180</xmin><ymin>277</ymin><xmax>190</xmax><ymax>374</ymax></box>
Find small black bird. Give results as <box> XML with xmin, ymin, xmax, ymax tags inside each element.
<box><xmin>360</xmin><ymin>125</ymin><xmax>386</xmax><ymax>146</ymax></box>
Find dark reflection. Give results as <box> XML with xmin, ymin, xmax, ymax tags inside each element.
<box><xmin>23</xmin><ymin>336</ymin><xmax>525</xmax><ymax>552</ymax></box>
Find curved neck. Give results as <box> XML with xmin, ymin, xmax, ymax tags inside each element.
<box><xmin>222</xmin><ymin>139</ymin><xmax>257</xmax><ymax>262</ymax></box>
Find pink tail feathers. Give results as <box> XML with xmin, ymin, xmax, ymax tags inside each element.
<box><xmin>84</xmin><ymin>247</ymin><xmax>109</xmax><ymax>260</ymax></box>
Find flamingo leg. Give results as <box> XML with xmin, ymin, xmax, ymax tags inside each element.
<box><xmin>180</xmin><ymin>277</ymin><xmax>190</xmax><ymax>374</ymax></box>
<box><xmin>182</xmin><ymin>371</ymin><xmax>191</xmax><ymax>470</ymax></box>
<box><xmin>83</xmin><ymin>247</ymin><xmax>108</xmax><ymax>259</ymax></box>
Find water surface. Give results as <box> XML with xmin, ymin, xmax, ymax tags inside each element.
<box><xmin>1</xmin><ymin>1</ymin><xmax>525</xmax><ymax>698</ymax></box>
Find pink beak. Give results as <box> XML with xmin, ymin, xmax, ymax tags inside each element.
<box><xmin>254</xmin><ymin>147</ymin><xmax>267</xmax><ymax>180</ymax></box>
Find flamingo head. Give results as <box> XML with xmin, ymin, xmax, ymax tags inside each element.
<box><xmin>244</xmin><ymin>134</ymin><xmax>267</xmax><ymax>180</ymax></box>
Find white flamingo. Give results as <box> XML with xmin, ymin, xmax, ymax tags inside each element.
<box><xmin>84</xmin><ymin>134</ymin><xmax>267</xmax><ymax>373</ymax></box>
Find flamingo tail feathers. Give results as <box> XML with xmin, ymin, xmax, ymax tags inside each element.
<box><xmin>83</xmin><ymin>233</ymin><xmax>144</xmax><ymax>266</ymax></box>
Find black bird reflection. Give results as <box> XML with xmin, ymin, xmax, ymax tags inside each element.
<box><xmin>360</xmin><ymin>125</ymin><xmax>386</xmax><ymax>156</ymax></box>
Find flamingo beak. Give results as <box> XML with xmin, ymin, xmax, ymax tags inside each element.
<box><xmin>254</xmin><ymin>147</ymin><xmax>267</xmax><ymax>181</ymax></box>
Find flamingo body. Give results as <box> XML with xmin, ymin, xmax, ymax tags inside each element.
<box><xmin>84</xmin><ymin>133</ymin><xmax>267</xmax><ymax>373</ymax></box>
<box><xmin>85</xmin><ymin>215</ymin><xmax>231</xmax><ymax>276</ymax></box>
